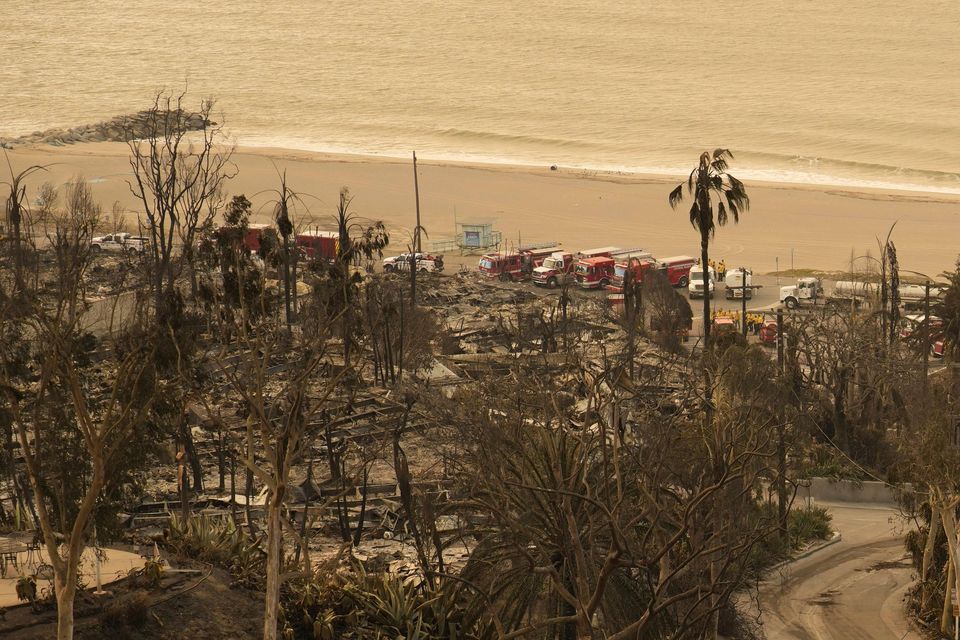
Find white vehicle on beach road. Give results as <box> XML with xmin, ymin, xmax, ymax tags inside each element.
<box><xmin>91</xmin><ymin>232</ymin><xmax>147</xmax><ymax>253</ymax></box>
<box><xmin>383</xmin><ymin>252</ymin><xmax>419</xmax><ymax>270</ymax></box>
<box><xmin>383</xmin><ymin>252</ymin><xmax>444</xmax><ymax>273</ymax></box>
<box><xmin>687</xmin><ymin>265</ymin><xmax>716</xmax><ymax>299</ymax></box>
<box><xmin>724</xmin><ymin>268</ymin><xmax>753</xmax><ymax>299</ymax></box>
<box><xmin>779</xmin><ymin>277</ymin><xmax>824</xmax><ymax>309</ymax></box>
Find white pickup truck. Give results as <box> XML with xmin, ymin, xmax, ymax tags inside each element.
<box><xmin>383</xmin><ymin>252</ymin><xmax>444</xmax><ymax>273</ymax></box>
<box><xmin>91</xmin><ymin>232</ymin><xmax>148</xmax><ymax>253</ymax></box>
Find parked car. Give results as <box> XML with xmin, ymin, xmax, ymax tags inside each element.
<box><xmin>759</xmin><ymin>319</ymin><xmax>779</xmax><ymax>345</ymax></box>
<box><xmin>383</xmin><ymin>252</ymin><xmax>421</xmax><ymax>271</ymax></box>
<box><xmin>898</xmin><ymin>314</ymin><xmax>942</xmax><ymax>340</ymax></box>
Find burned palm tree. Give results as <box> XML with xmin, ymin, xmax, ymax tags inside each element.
<box><xmin>261</xmin><ymin>170</ymin><xmax>303</xmax><ymax>329</ymax></box>
<box><xmin>330</xmin><ymin>188</ymin><xmax>389</xmax><ymax>366</ymax></box>
<box><xmin>2</xmin><ymin>152</ymin><xmax>49</xmax><ymax>290</ymax></box>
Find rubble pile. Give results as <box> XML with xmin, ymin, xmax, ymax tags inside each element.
<box><xmin>417</xmin><ymin>272</ymin><xmax>622</xmax><ymax>361</ymax></box>
<box><xmin>2</xmin><ymin>246</ymin><xmax>692</xmax><ymax>581</ymax></box>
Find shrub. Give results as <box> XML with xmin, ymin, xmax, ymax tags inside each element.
<box><xmin>788</xmin><ymin>505</ymin><xmax>832</xmax><ymax>549</ymax></box>
<box><xmin>281</xmin><ymin>562</ymin><xmax>489</xmax><ymax>640</ymax></box>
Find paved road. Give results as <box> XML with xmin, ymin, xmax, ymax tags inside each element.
<box><xmin>759</xmin><ymin>502</ymin><xmax>920</xmax><ymax>640</ymax></box>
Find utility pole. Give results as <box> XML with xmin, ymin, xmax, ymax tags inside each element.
<box><xmin>413</xmin><ymin>151</ymin><xmax>422</xmax><ymax>254</ymax></box>
<box><xmin>410</xmin><ymin>151</ymin><xmax>422</xmax><ymax>305</ymax></box>
<box><xmin>924</xmin><ymin>280</ymin><xmax>931</xmax><ymax>392</ymax></box>
<box><xmin>740</xmin><ymin>267</ymin><xmax>748</xmax><ymax>339</ymax></box>
<box><xmin>775</xmin><ymin>308</ymin><xmax>788</xmax><ymax>546</ymax></box>
<box><xmin>776</xmin><ymin>310</ymin><xmax>784</xmax><ymax>372</ymax></box>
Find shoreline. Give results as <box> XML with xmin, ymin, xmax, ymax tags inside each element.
<box><xmin>7</xmin><ymin>122</ymin><xmax>958</xmax><ymax>197</ymax></box>
<box><xmin>5</xmin><ymin>141</ymin><xmax>960</xmax><ymax>275</ymax></box>
<box><xmin>235</xmin><ymin>139</ymin><xmax>960</xmax><ymax>198</ymax></box>
<box><xmin>30</xmin><ymin>139</ymin><xmax>960</xmax><ymax>203</ymax></box>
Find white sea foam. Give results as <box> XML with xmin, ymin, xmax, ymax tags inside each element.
<box><xmin>237</xmin><ymin>135</ymin><xmax>960</xmax><ymax>196</ymax></box>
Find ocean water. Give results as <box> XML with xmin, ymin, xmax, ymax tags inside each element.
<box><xmin>2</xmin><ymin>0</ymin><xmax>959</xmax><ymax>193</ymax></box>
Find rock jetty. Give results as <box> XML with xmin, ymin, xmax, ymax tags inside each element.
<box><xmin>1</xmin><ymin>110</ymin><xmax>211</xmax><ymax>148</ymax></box>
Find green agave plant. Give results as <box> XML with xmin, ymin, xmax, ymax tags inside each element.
<box><xmin>281</xmin><ymin>561</ymin><xmax>494</xmax><ymax>640</ymax></box>
<box><xmin>166</xmin><ymin>512</ymin><xmax>265</xmax><ymax>588</ymax></box>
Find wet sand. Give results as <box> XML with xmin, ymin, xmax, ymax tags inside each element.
<box><xmin>5</xmin><ymin>142</ymin><xmax>959</xmax><ymax>276</ymax></box>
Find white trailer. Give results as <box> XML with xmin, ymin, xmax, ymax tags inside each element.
<box><xmin>898</xmin><ymin>283</ymin><xmax>945</xmax><ymax>308</ymax></box>
<box><xmin>780</xmin><ymin>278</ymin><xmax>886</xmax><ymax>310</ymax></box>
<box><xmin>831</xmin><ymin>280</ymin><xmax>878</xmax><ymax>304</ymax></box>
<box><xmin>724</xmin><ymin>268</ymin><xmax>753</xmax><ymax>299</ymax></box>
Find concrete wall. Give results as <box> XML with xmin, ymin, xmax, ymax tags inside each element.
<box><xmin>798</xmin><ymin>477</ymin><xmax>908</xmax><ymax>505</ymax></box>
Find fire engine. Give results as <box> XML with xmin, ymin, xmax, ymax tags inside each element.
<box><xmin>295</xmin><ymin>230</ymin><xmax>339</xmax><ymax>260</ymax></box>
<box><xmin>657</xmin><ymin>256</ymin><xmax>697</xmax><ymax>287</ymax></box>
<box><xmin>531</xmin><ymin>246</ymin><xmax>618</xmax><ymax>288</ymax></box>
<box><xmin>608</xmin><ymin>256</ymin><xmax>658</xmax><ymax>291</ymax></box>
<box><xmin>478</xmin><ymin>243</ymin><xmax>562</xmax><ymax>281</ymax></box>
<box><xmin>574</xmin><ymin>248</ymin><xmax>650</xmax><ymax>289</ymax></box>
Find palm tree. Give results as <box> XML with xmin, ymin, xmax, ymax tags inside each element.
<box><xmin>668</xmin><ymin>149</ymin><xmax>749</xmax><ymax>343</ymax></box>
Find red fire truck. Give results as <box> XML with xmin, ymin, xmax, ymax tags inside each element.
<box><xmin>657</xmin><ymin>255</ymin><xmax>697</xmax><ymax>287</ymax></box>
<box><xmin>574</xmin><ymin>248</ymin><xmax>651</xmax><ymax>289</ymax></box>
<box><xmin>531</xmin><ymin>246</ymin><xmax>618</xmax><ymax>288</ymax></box>
<box><xmin>240</xmin><ymin>223</ymin><xmax>273</xmax><ymax>253</ymax></box>
<box><xmin>608</xmin><ymin>256</ymin><xmax>659</xmax><ymax>291</ymax></box>
<box><xmin>478</xmin><ymin>244</ymin><xmax>562</xmax><ymax>281</ymax></box>
<box><xmin>295</xmin><ymin>230</ymin><xmax>339</xmax><ymax>260</ymax></box>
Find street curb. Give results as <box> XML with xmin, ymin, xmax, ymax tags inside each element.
<box><xmin>767</xmin><ymin>530</ymin><xmax>842</xmax><ymax>573</ymax></box>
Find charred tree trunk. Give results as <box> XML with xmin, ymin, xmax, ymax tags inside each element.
<box><xmin>217</xmin><ymin>428</ymin><xmax>226</xmax><ymax>493</ymax></box>
<box><xmin>352</xmin><ymin>466</ymin><xmax>370</xmax><ymax>546</ymax></box>
<box><xmin>179</xmin><ymin>418</ymin><xmax>204</xmax><ymax>493</ymax></box>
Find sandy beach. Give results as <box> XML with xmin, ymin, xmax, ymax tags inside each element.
<box><xmin>5</xmin><ymin>142</ymin><xmax>959</xmax><ymax>276</ymax></box>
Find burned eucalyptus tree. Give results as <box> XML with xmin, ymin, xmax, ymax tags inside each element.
<box><xmin>126</xmin><ymin>90</ymin><xmax>235</xmax><ymax>324</ymax></box>
<box><xmin>0</xmin><ymin>179</ymin><xmax>157</xmax><ymax>640</ymax></box>
<box><xmin>216</xmin><ymin>294</ymin><xmax>347</xmax><ymax>640</ymax></box>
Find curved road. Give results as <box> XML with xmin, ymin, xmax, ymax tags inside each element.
<box><xmin>758</xmin><ymin>502</ymin><xmax>921</xmax><ymax>640</ymax></box>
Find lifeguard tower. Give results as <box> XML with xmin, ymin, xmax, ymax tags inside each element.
<box><xmin>431</xmin><ymin>219</ymin><xmax>502</xmax><ymax>255</ymax></box>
